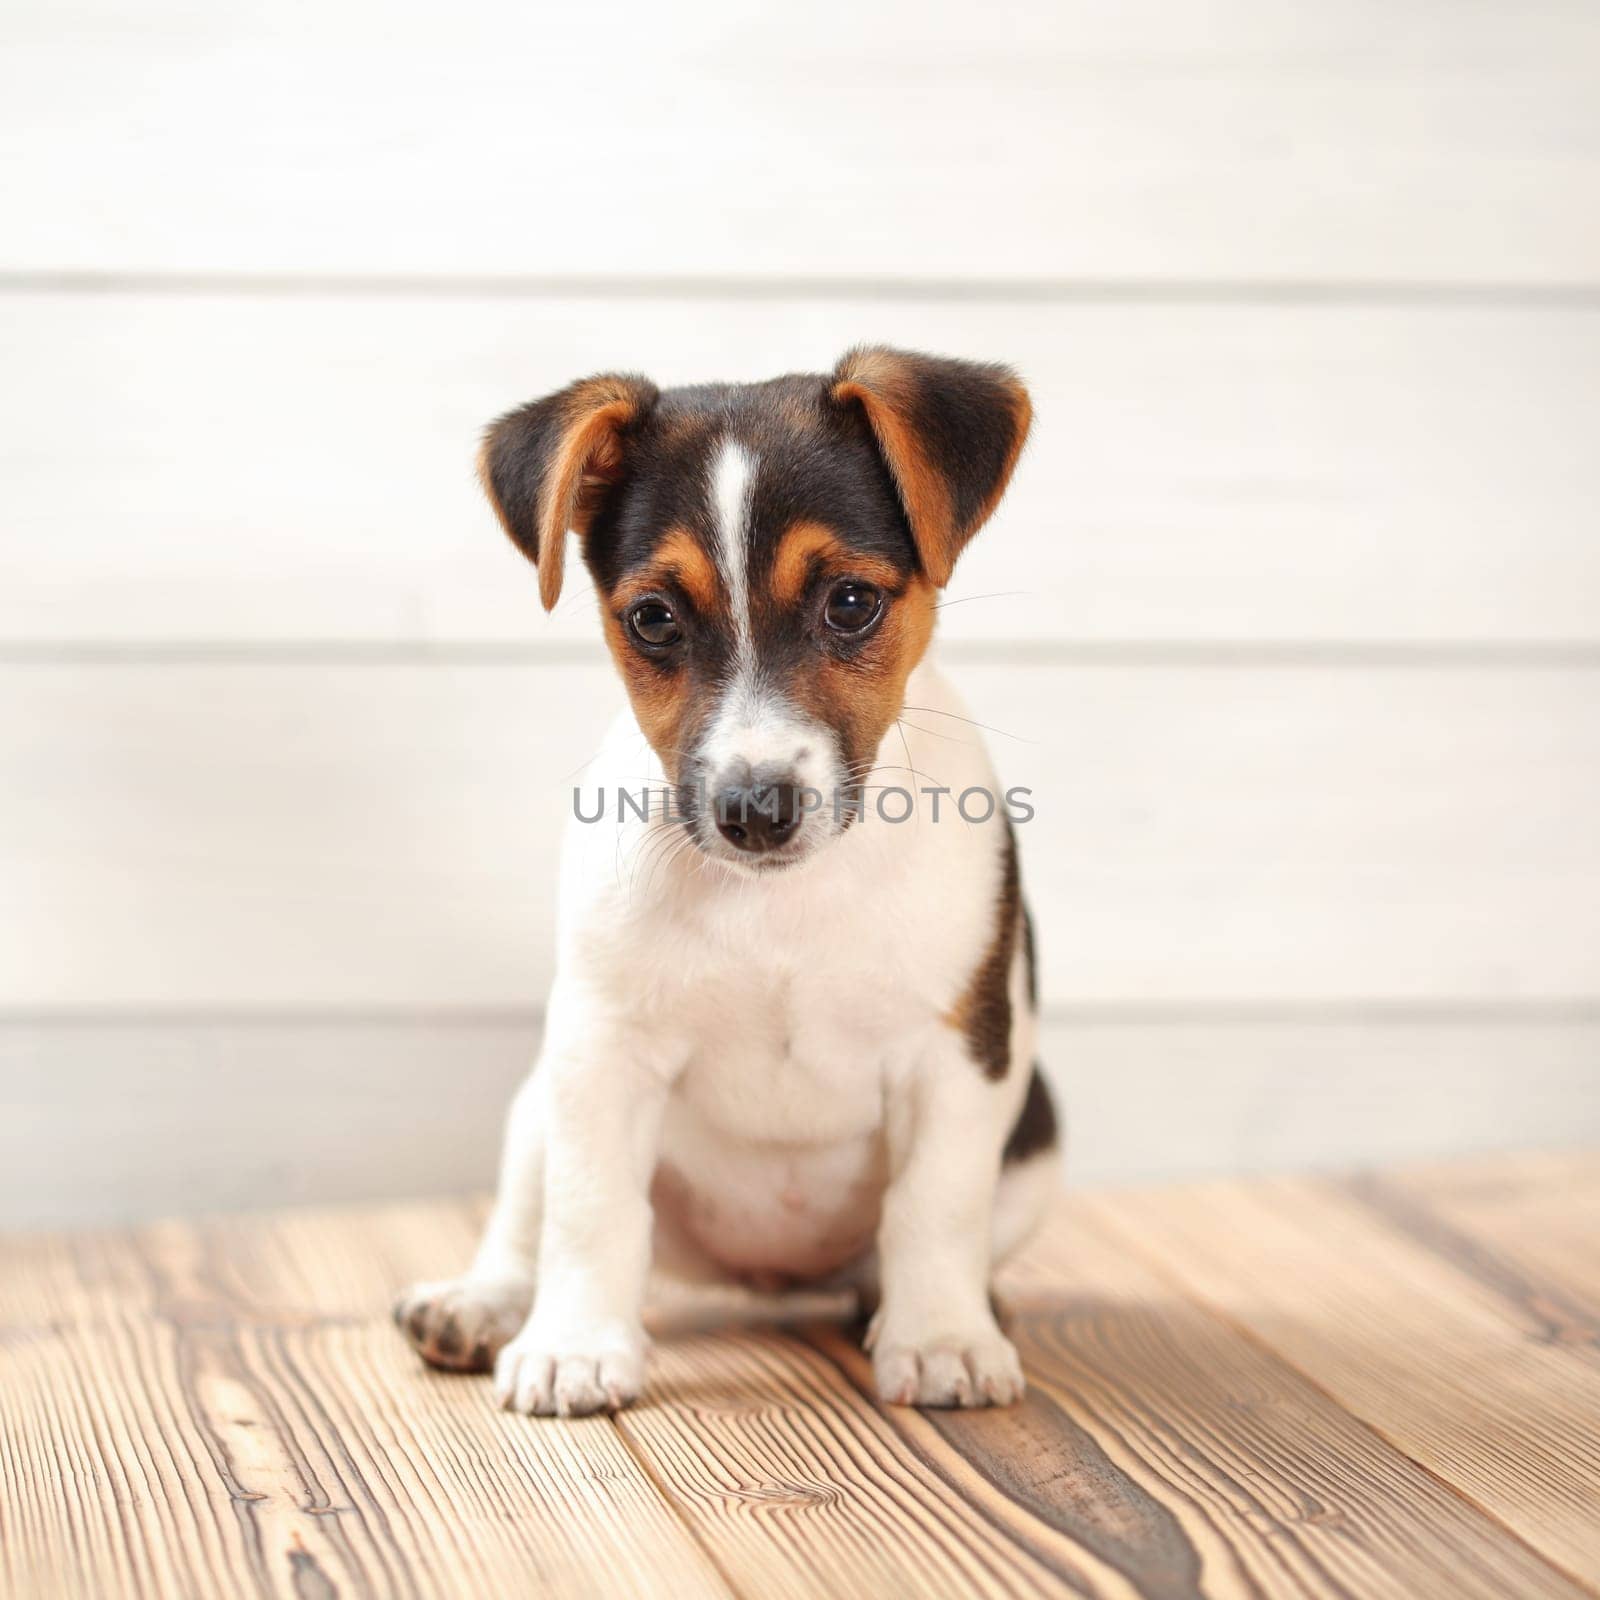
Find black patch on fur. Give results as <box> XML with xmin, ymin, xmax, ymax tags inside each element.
<box><xmin>960</xmin><ymin>821</ymin><xmax>1021</xmax><ymax>1080</ymax></box>
<box><xmin>575</xmin><ymin>374</ymin><xmax>926</xmax><ymax>785</ymax></box>
<box><xmin>582</xmin><ymin>376</ymin><xmax>914</xmax><ymax>599</ymax></box>
<box><xmin>1002</xmin><ymin>1064</ymin><xmax>1058</xmax><ymax>1165</ymax></box>
<box><xmin>873</xmin><ymin>351</ymin><xmax>1025</xmax><ymax>535</ymax></box>
<box><xmin>481</xmin><ymin>355</ymin><xmax>1023</xmax><ymax>805</ymax></box>
<box><xmin>1021</xmin><ymin>901</ymin><xmax>1038</xmax><ymax>1010</ymax></box>
<box><xmin>481</xmin><ymin>375</ymin><xmax>659</xmax><ymax>566</ymax></box>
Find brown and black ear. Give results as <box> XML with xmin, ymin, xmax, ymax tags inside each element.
<box><xmin>478</xmin><ymin>372</ymin><xmax>659</xmax><ymax>610</ymax></box>
<box><xmin>830</xmin><ymin>347</ymin><xmax>1032</xmax><ymax>587</ymax></box>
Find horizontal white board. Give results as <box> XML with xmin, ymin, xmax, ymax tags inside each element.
<box><xmin>3</xmin><ymin>661</ymin><xmax>1596</xmax><ymax>1010</ymax></box>
<box><xmin>4</xmin><ymin>1016</ymin><xmax>1598</xmax><ymax>1229</ymax></box>
<box><xmin>4</xmin><ymin>295</ymin><xmax>1599</xmax><ymax>645</ymax></box>
<box><xmin>3</xmin><ymin>1</ymin><xmax>1598</xmax><ymax>282</ymax></box>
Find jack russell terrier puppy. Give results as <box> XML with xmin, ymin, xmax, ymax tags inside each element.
<box><xmin>395</xmin><ymin>346</ymin><xmax>1060</xmax><ymax>1415</ymax></box>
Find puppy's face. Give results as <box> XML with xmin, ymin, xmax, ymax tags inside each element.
<box><xmin>480</xmin><ymin>349</ymin><xmax>1031</xmax><ymax>871</ymax></box>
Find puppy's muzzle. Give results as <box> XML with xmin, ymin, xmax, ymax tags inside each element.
<box><xmin>712</xmin><ymin>763</ymin><xmax>804</xmax><ymax>856</ymax></box>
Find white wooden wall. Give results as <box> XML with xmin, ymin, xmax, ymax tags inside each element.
<box><xmin>3</xmin><ymin>0</ymin><xmax>1598</xmax><ymax>1226</ymax></box>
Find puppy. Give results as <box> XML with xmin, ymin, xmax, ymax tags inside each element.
<box><xmin>395</xmin><ymin>347</ymin><xmax>1060</xmax><ymax>1415</ymax></box>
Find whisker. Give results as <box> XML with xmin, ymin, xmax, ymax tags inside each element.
<box><xmin>893</xmin><ymin>720</ymin><xmax>922</xmax><ymax>801</ymax></box>
<box><xmin>895</xmin><ymin>717</ymin><xmax>980</xmax><ymax>746</ymax></box>
<box><xmin>627</xmin><ymin>815</ymin><xmax>693</xmax><ymax>898</ymax></box>
<box><xmin>898</xmin><ymin>704</ymin><xmax>1039</xmax><ymax>745</ymax></box>
<box><xmin>932</xmin><ymin>589</ymin><xmax>1031</xmax><ymax>611</ymax></box>
<box><xmin>870</xmin><ymin>747</ymin><xmax>944</xmax><ymax>789</ymax></box>
<box><xmin>555</xmin><ymin>746</ymin><xmax>610</xmax><ymax>785</ymax></box>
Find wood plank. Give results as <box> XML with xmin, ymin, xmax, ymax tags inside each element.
<box><xmin>6</xmin><ymin>1016</ymin><xmax>1600</xmax><ymax>1229</ymax></box>
<box><xmin>3</xmin><ymin>660</ymin><xmax>1597</xmax><ymax>1010</ymax></box>
<box><xmin>4</xmin><ymin>0</ymin><xmax>1598</xmax><ymax>281</ymax></box>
<box><xmin>1349</xmin><ymin>1149</ymin><xmax>1600</xmax><ymax>1334</ymax></box>
<box><xmin>0</xmin><ymin>1202</ymin><xmax>734</xmax><ymax>1600</ymax></box>
<box><xmin>791</xmin><ymin>1204</ymin><xmax>1592</xmax><ymax>1599</ymax></box>
<box><xmin>1084</xmin><ymin>1164</ymin><xmax>1600</xmax><ymax>1587</ymax></box>
<box><xmin>6</xmin><ymin>294</ymin><xmax>1600</xmax><ymax>645</ymax></box>
<box><xmin>614</xmin><ymin>1329</ymin><xmax>1092</xmax><ymax>1599</ymax></box>
<box><xmin>7</xmin><ymin>1160</ymin><xmax>1600</xmax><ymax>1598</ymax></box>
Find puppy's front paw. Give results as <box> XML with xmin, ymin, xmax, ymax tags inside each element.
<box><xmin>393</xmin><ymin>1273</ymin><xmax>533</xmax><ymax>1372</ymax></box>
<box><xmin>493</xmin><ymin>1322</ymin><xmax>647</xmax><ymax>1417</ymax></box>
<box><xmin>873</xmin><ymin>1326</ymin><xmax>1025</xmax><ymax>1409</ymax></box>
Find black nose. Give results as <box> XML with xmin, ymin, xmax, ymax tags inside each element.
<box><xmin>714</xmin><ymin>776</ymin><xmax>803</xmax><ymax>853</ymax></box>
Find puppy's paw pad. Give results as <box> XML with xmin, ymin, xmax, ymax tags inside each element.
<box><xmin>392</xmin><ymin>1274</ymin><xmax>533</xmax><ymax>1373</ymax></box>
<box><xmin>493</xmin><ymin>1328</ymin><xmax>646</xmax><ymax>1417</ymax></box>
<box><xmin>874</xmin><ymin>1332</ymin><xmax>1025</xmax><ymax>1409</ymax></box>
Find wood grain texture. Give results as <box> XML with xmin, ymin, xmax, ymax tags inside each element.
<box><xmin>5</xmin><ymin>660</ymin><xmax>1596</xmax><ymax>1011</ymax></box>
<box><xmin>0</xmin><ymin>1203</ymin><xmax>733</xmax><ymax>1600</ymax></box>
<box><xmin>614</xmin><ymin>1330</ymin><xmax>1080</xmax><ymax>1599</ymax></box>
<box><xmin>5</xmin><ymin>1016</ymin><xmax>1600</xmax><ymax>1230</ymax></box>
<box><xmin>1087</xmin><ymin>1167</ymin><xmax>1600</xmax><ymax>1588</ymax></box>
<box><xmin>805</xmin><ymin>1209</ymin><xmax>1592</xmax><ymax>1599</ymax></box>
<box><xmin>3</xmin><ymin>0</ymin><xmax>1598</xmax><ymax>281</ymax></box>
<box><xmin>1366</xmin><ymin>1150</ymin><xmax>1600</xmax><ymax>1329</ymax></box>
<box><xmin>5</xmin><ymin>295</ymin><xmax>1599</xmax><ymax>646</ymax></box>
<box><xmin>5</xmin><ymin>1154</ymin><xmax>1599</xmax><ymax>1598</ymax></box>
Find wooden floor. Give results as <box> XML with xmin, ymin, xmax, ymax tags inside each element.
<box><xmin>4</xmin><ymin>1152</ymin><xmax>1599</xmax><ymax>1599</ymax></box>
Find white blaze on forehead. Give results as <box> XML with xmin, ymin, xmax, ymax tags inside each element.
<box><xmin>711</xmin><ymin>438</ymin><xmax>756</xmax><ymax>671</ymax></box>
<box><xmin>696</xmin><ymin>434</ymin><xmax>845</xmax><ymax>823</ymax></box>
<box><xmin>701</xmin><ymin>435</ymin><xmax>816</xmax><ymax>781</ymax></box>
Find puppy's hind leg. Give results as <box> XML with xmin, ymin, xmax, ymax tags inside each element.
<box><xmin>395</xmin><ymin>1066</ymin><xmax>547</xmax><ymax>1371</ymax></box>
<box><xmin>991</xmin><ymin>1067</ymin><xmax>1064</xmax><ymax>1272</ymax></box>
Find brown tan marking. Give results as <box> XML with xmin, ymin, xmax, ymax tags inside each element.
<box><xmin>831</xmin><ymin>352</ymin><xmax>955</xmax><ymax>579</ymax></box>
<box><xmin>599</xmin><ymin>609</ymin><xmax>697</xmax><ymax>780</ymax></box>
<box><xmin>830</xmin><ymin>347</ymin><xmax>1031</xmax><ymax>588</ymax></box>
<box><xmin>477</xmin><ymin>374</ymin><xmax>655</xmax><ymax>612</ymax></box>
<box><xmin>600</xmin><ymin>528</ymin><xmax>728</xmax><ymax>776</ymax></box>
<box><xmin>770</xmin><ymin>521</ymin><xmax>904</xmax><ymax>609</ymax></box>
<box><xmin>789</xmin><ymin>576</ymin><xmax>937</xmax><ymax>777</ymax></box>
<box><xmin>632</xmin><ymin>527</ymin><xmax>725</xmax><ymax>617</ymax></box>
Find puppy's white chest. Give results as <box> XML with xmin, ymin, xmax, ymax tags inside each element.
<box><xmin>677</xmin><ymin>969</ymin><xmax>893</xmax><ymax>1137</ymax></box>
<box><xmin>652</xmin><ymin>971</ymin><xmax>902</xmax><ymax>1279</ymax></box>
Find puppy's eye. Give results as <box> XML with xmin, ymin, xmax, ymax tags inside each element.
<box><xmin>823</xmin><ymin>581</ymin><xmax>882</xmax><ymax>635</ymax></box>
<box><xmin>628</xmin><ymin>599</ymin><xmax>681</xmax><ymax>648</ymax></box>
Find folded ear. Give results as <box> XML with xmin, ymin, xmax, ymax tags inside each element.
<box><xmin>478</xmin><ymin>372</ymin><xmax>659</xmax><ymax>610</ymax></box>
<box><xmin>830</xmin><ymin>346</ymin><xmax>1032</xmax><ymax>587</ymax></box>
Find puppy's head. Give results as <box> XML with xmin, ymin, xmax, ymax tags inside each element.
<box><xmin>480</xmin><ymin>347</ymin><xmax>1031</xmax><ymax>871</ymax></box>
